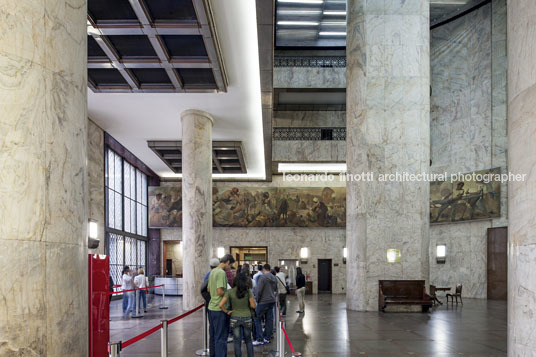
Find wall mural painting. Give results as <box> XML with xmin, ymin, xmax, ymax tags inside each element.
<box><xmin>149</xmin><ymin>186</ymin><xmax>346</xmax><ymax>228</ymax></box>
<box><xmin>430</xmin><ymin>168</ymin><xmax>501</xmax><ymax>224</ymax></box>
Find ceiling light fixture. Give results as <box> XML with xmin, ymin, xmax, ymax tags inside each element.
<box><xmin>321</xmin><ymin>21</ymin><xmax>346</xmax><ymax>26</ymax></box>
<box><xmin>277</xmin><ymin>0</ymin><xmax>324</xmax><ymax>4</ymax></box>
<box><xmin>278</xmin><ymin>163</ymin><xmax>347</xmax><ymax>173</ymax></box>
<box><xmin>277</xmin><ymin>9</ymin><xmax>323</xmax><ymax>15</ymax></box>
<box><xmin>429</xmin><ymin>0</ymin><xmax>468</xmax><ymax>4</ymax></box>
<box><xmin>277</xmin><ymin>21</ymin><xmax>320</xmax><ymax>26</ymax></box>
<box><xmin>323</xmin><ymin>10</ymin><xmax>347</xmax><ymax>15</ymax></box>
<box><xmin>319</xmin><ymin>31</ymin><xmax>346</xmax><ymax>36</ymax></box>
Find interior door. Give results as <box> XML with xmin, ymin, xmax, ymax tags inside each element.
<box><xmin>318</xmin><ymin>259</ymin><xmax>332</xmax><ymax>293</ymax></box>
<box><xmin>487</xmin><ymin>227</ymin><xmax>507</xmax><ymax>300</ymax></box>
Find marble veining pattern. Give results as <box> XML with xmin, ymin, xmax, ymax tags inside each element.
<box><xmin>181</xmin><ymin>110</ymin><xmax>213</xmax><ymax>311</ymax></box>
<box><xmin>0</xmin><ymin>0</ymin><xmax>88</xmax><ymax>355</ymax></box>
<box><xmin>346</xmin><ymin>0</ymin><xmax>430</xmax><ymax>311</ymax></box>
<box><xmin>430</xmin><ymin>1</ymin><xmax>508</xmax><ymax>299</ymax></box>
<box><xmin>508</xmin><ymin>0</ymin><xmax>536</xmax><ymax>354</ymax></box>
<box><xmin>274</xmin><ymin>67</ymin><xmax>346</xmax><ymax>88</ymax></box>
<box><xmin>88</xmin><ymin>119</ymin><xmax>105</xmax><ymax>255</ymax></box>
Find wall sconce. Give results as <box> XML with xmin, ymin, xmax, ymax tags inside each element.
<box><xmin>88</xmin><ymin>219</ymin><xmax>99</xmax><ymax>249</ymax></box>
<box><xmin>386</xmin><ymin>249</ymin><xmax>401</xmax><ymax>263</ymax></box>
<box><xmin>217</xmin><ymin>247</ymin><xmax>225</xmax><ymax>259</ymax></box>
<box><xmin>281</xmin><ymin>260</ymin><xmax>285</xmax><ymax>265</ymax></box>
<box><xmin>436</xmin><ymin>244</ymin><xmax>446</xmax><ymax>264</ymax></box>
<box><xmin>343</xmin><ymin>247</ymin><xmax>347</xmax><ymax>264</ymax></box>
<box><xmin>300</xmin><ymin>247</ymin><xmax>309</xmax><ymax>264</ymax></box>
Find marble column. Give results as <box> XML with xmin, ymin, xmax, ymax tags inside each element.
<box><xmin>181</xmin><ymin>109</ymin><xmax>213</xmax><ymax>310</ymax></box>
<box><xmin>0</xmin><ymin>0</ymin><xmax>88</xmax><ymax>355</ymax></box>
<box><xmin>508</xmin><ymin>1</ymin><xmax>536</xmax><ymax>354</ymax></box>
<box><xmin>346</xmin><ymin>0</ymin><xmax>430</xmax><ymax>311</ymax></box>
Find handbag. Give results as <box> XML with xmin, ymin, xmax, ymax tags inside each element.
<box><xmin>277</xmin><ymin>276</ymin><xmax>290</xmax><ymax>295</ymax></box>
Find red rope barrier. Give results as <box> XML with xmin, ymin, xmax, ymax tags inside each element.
<box><xmin>281</xmin><ymin>324</ymin><xmax>296</xmax><ymax>354</ymax></box>
<box><xmin>108</xmin><ymin>284</ymin><xmax>164</xmax><ymax>295</ymax></box>
<box><xmin>122</xmin><ymin>323</ymin><xmax>162</xmax><ymax>349</ymax></box>
<box><xmin>115</xmin><ymin>303</ymin><xmax>204</xmax><ymax>350</ymax></box>
<box><xmin>168</xmin><ymin>304</ymin><xmax>204</xmax><ymax>325</ymax></box>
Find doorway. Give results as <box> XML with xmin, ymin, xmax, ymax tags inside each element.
<box><xmin>230</xmin><ymin>246</ymin><xmax>268</xmax><ymax>275</ymax></box>
<box><xmin>318</xmin><ymin>259</ymin><xmax>332</xmax><ymax>293</ymax></box>
<box><xmin>487</xmin><ymin>227</ymin><xmax>507</xmax><ymax>300</ymax></box>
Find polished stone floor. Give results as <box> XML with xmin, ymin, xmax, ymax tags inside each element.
<box><xmin>110</xmin><ymin>293</ymin><xmax>506</xmax><ymax>356</ymax></box>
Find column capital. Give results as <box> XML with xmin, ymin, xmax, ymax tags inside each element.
<box><xmin>180</xmin><ymin>109</ymin><xmax>214</xmax><ymax>125</ymax></box>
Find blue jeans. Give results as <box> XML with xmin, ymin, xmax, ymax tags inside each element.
<box><xmin>139</xmin><ymin>290</ymin><xmax>147</xmax><ymax>310</ymax></box>
<box><xmin>122</xmin><ymin>293</ymin><xmax>128</xmax><ymax>313</ymax></box>
<box><xmin>209</xmin><ymin>310</ymin><xmax>228</xmax><ymax>357</ymax></box>
<box><xmin>254</xmin><ymin>302</ymin><xmax>275</xmax><ymax>342</ymax></box>
<box><xmin>231</xmin><ymin>317</ymin><xmax>254</xmax><ymax>357</ymax></box>
<box><xmin>124</xmin><ymin>291</ymin><xmax>135</xmax><ymax>317</ymax></box>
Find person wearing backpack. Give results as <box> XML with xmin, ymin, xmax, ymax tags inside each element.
<box><xmin>274</xmin><ymin>266</ymin><xmax>289</xmax><ymax>316</ymax></box>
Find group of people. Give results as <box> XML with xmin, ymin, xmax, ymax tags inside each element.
<box><xmin>120</xmin><ymin>266</ymin><xmax>149</xmax><ymax>318</ymax></box>
<box><xmin>202</xmin><ymin>254</ymin><xmax>307</xmax><ymax>357</ymax></box>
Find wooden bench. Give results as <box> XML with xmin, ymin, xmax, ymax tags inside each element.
<box><xmin>378</xmin><ymin>280</ymin><xmax>433</xmax><ymax>312</ymax></box>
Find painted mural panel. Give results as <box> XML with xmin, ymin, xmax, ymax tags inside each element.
<box><xmin>430</xmin><ymin>168</ymin><xmax>501</xmax><ymax>224</ymax></box>
<box><xmin>149</xmin><ymin>186</ymin><xmax>346</xmax><ymax>228</ymax></box>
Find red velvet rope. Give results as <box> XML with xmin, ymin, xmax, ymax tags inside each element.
<box><xmin>108</xmin><ymin>284</ymin><xmax>164</xmax><ymax>295</ymax></box>
<box><xmin>116</xmin><ymin>303</ymin><xmax>204</xmax><ymax>350</ymax></box>
<box><xmin>168</xmin><ymin>304</ymin><xmax>204</xmax><ymax>325</ymax></box>
<box><xmin>281</xmin><ymin>324</ymin><xmax>296</xmax><ymax>354</ymax></box>
<box><xmin>122</xmin><ymin>323</ymin><xmax>162</xmax><ymax>349</ymax></box>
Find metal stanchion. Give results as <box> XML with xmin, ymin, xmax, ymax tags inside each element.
<box><xmin>270</xmin><ymin>298</ymin><xmax>281</xmax><ymax>357</ymax></box>
<box><xmin>278</xmin><ymin>321</ymin><xmax>285</xmax><ymax>356</ymax></box>
<box><xmin>132</xmin><ymin>289</ymin><xmax>143</xmax><ymax>318</ymax></box>
<box><xmin>159</xmin><ymin>285</ymin><xmax>168</xmax><ymax>309</ymax></box>
<box><xmin>195</xmin><ymin>305</ymin><xmax>210</xmax><ymax>356</ymax></box>
<box><xmin>161</xmin><ymin>320</ymin><xmax>168</xmax><ymax>357</ymax></box>
<box><xmin>108</xmin><ymin>342</ymin><xmax>121</xmax><ymax>357</ymax></box>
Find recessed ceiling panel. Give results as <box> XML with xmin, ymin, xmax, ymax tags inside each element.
<box><xmin>88</xmin><ymin>69</ymin><xmax>130</xmax><ymax>86</ymax></box>
<box><xmin>130</xmin><ymin>68</ymin><xmax>173</xmax><ymax>85</ymax></box>
<box><xmin>177</xmin><ymin>68</ymin><xmax>216</xmax><ymax>87</ymax></box>
<box><xmin>144</xmin><ymin>0</ymin><xmax>197</xmax><ymax>22</ymax></box>
<box><xmin>88</xmin><ymin>35</ymin><xmax>107</xmax><ymax>58</ymax></box>
<box><xmin>107</xmin><ymin>35</ymin><xmax>158</xmax><ymax>59</ymax></box>
<box><xmin>88</xmin><ymin>0</ymin><xmax>138</xmax><ymax>22</ymax></box>
<box><xmin>161</xmin><ymin>35</ymin><xmax>208</xmax><ymax>58</ymax></box>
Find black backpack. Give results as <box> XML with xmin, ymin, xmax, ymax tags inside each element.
<box><xmin>200</xmin><ymin>278</ymin><xmax>211</xmax><ymax>304</ymax></box>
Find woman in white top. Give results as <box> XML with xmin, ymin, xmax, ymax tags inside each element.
<box><xmin>122</xmin><ymin>267</ymin><xmax>135</xmax><ymax>317</ymax></box>
<box><xmin>134</xmin><ymin>268</ymin><xmax>149</xmax><ymax>312</ymax></box>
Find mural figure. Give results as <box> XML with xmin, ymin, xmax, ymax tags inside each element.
<box><xmin>149</xmin><ymin>186</ymin><xmax>346</xmax><ymax>228</ymax></box>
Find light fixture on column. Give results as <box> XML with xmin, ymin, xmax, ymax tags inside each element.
<box><xmin>88</xmin><ymin>219</ymin><xmax>99</xmax><ymax>249</ymax></box>
<box><xmin>217</xmin><ymin>247</ymin><xmax>225</xmax><ymax>259</ymax></box>
<box><xmin>386</xmin><ymin>249</ymin><xmax>401</xmax><ymax>263</ymax></box>
<box><xmin>436</xmin><ymin>244</ymin><xmax>447</xmax><ymax>264</ymax></box>
<box><xmin>300</xmin><ymin>247</ymin><xmax>309</xmax><ymax>264</ymax></box>
<box><xmin>281</xmin><ymin>260</ymin><xmax>285</xmax><ymax>265</ymax></box>
<box><xmin>343</xmin><ymin>247</ymin><xmax>347</xmax><ymax>264</ymax></box>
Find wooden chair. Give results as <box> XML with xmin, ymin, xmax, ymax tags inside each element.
<box><xmin>429</xmin><ymin>285</ymin><xmax>441</xmax><ymax>305</ymax></box>
<box><xmin>446</xmin><ymin>284</ymin><xmax>463</xmax><ymax>304</ymax></box>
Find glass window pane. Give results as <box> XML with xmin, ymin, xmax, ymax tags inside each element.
<box><xmin>125</xmin><ymin>237</ymin><xmax>136</xmax><ymax>266</ymax></box>
<box><xmin>136</xmin><ymin>170</ymin><xmax>142</xmax><ymax>203</ymax></box>
<box><xmin>137</xmin><ymin>203</ymin><xmax>142</xmax><ymax>235</ymax></box>
<box><xmin>130</xmin><ymin>166</ymin><xmax>136</xmax><ymax>201</ymax></box>
<box><xmin>124</xmin><ymin>198</ymin><xmax>131</xmax><ymax>233</ymax></box>
<box><xmin>107</xmin><ymin>150</ymin><xmax>114</xmax><ymax>189</ymax></box>
<box><xmin>108</xmin><ymin>189</ymin><xmax>115</xmax><ymax>229</ymax></box>
<box><xmin>114</xmin><ymin>192</ymin><xmax>122</xmax><ymax>230</ymax></box>
<box><xmin>124</xmin><ymin>162</ymin><xmax>131</xmax><ymax>198</ymax></box>
<box><xmin>109</xmin><ymin>233</ymin><xmax>118</xmax><ymax>264</ymax></box>
<box><xmin>114</xmin><ymin>154</ymin><xmax>122</xmax><ymax>194</ymax></box>
<box><xmin>142</xmin><ymin>175</ymin><xmax>147</xmax><ymax>205</ymax></box>
<box><xmin>142</xmin><ymin>206</ymin><xmax>147</xmax><ymax>237</ymax></box>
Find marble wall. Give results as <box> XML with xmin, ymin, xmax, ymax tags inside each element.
<box><xmin>0</xmin><ymin>0</ymin><xmax>88</xmax><ymax>355</ymax></box>
<box><xmin>160</xmin><ymin>176</ymin><xmax>347</xmax><ymax>294</ymax></box>
<box><xmin>88</xmin><ymin>119</ymin><xmax>105</xmax><ymax>254</ymax></box>
<box><xmin>274</xmin><ymin>67</ymin><xmax>346</xmax><ymax>88</ymax></box>
<box><xmin>346</xmin><ymin>0</ymin><xmax>431</xmax><ymax>311</ymax></box>
<box><xmin>507</xmin><ymin>0</ymin><xmax>536</xmax><ymax>354</ymax></box>
<box><xmin>429</xmin><ymin>1</ymin><xmax>508</xmax><ymax>299</ymax></box>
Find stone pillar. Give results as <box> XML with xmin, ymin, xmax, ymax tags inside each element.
<box><xmin>346</xmin><ymin>0</ymin><xmax>430</xmax><ymax>311</ymax></box>
<box><xmin>0</xmin><ymin>0</ymin><xmax>88</xmax><ymax>355</ymax></box>
<box><xmin>181</xmin><ymin>109</ymin><xmax>213</xmax><ymax>310</ymax></box>
<box><xmin>508</xmin><ymin>1</ymin><xmax>536</xmax><ymax>354</ymax></box>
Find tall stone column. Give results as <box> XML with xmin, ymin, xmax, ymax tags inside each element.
<box><xmin>181</xmin><ymin>109</ymin><xmax>213</xmax><ymax>310</ymax></box>
<box><xmin>508</xmin><ymin>1</ymin><xmax>536</xmax><ymax>354</ymax></box>
<box><xmin>0</xmin><ymin>0</ymin><xmax>88</xmax><ymax>354</ymax></box>
<box><xmin>346</xmin><ymin>0</ymin><xmax>430</xmax><ymax>311</ymax></box>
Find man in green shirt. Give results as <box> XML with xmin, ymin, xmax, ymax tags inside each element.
<box><xmin>207</xmin><ymin>254</ymin><xmax>235</xmax><ymax>357</ymax></box>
